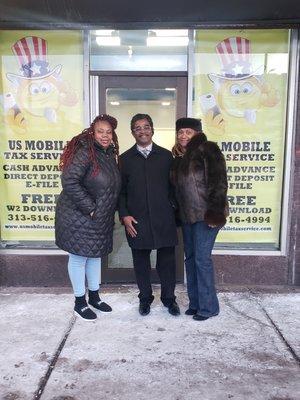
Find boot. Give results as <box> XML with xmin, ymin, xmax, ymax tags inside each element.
<box><xmin>139</xmin><ymin>302</ymin><xmax>150</xmax><ymax>316</ymax></box>
<box><xmin>167</xmin><ymin>301</ymin><xmax>180</xmax><ymax>316</ymax></box>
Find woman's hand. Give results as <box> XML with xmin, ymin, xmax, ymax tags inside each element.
<box><xmin>123</xmin><ymin>216</ymin><xmax>138</xmax><ymax>237</ymax></box>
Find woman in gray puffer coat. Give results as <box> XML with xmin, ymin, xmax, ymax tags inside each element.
<box><xmin>55</xmin><ymin>114</ymin><xmax>121</xmax><ymax>321</ymax></box>
<box><xmin>171</xmin><ymin>118</ymin><xmax>228</xmax><ymax>322</ymax></box>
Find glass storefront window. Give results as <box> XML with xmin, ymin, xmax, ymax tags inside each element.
<box><xmin>192</xmin><ymin>29</ymin><xmax>291</xmax><ymax>250</ymax></box>
<box><xmin>0</xmin><ymin>30</ymin><xmax>84</xmax><ymax>248</ymax></box>
<box><xmin>90</xmin><ymin>30</ymin><xmax>188</xmax><ymax>71</ymax></box>
<box><xmin>106</xmin><ymin>86</ymin><xmax>177</xmax><ymax>269</ymax></box>
<box><xmin>106</xmin><ymin>87</ymin><xmax>177</xmax><ymax>152</ymax></box>
<box><xmin>0</xmin><ymin>28</ymin><xmax>295</xmax><ymax>253</ymax></box>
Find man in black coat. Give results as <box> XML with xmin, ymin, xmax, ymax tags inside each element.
<box><xmin>118</xmin><ymin>113</ymin><xmax>180</xmax><ymax>316</ymax></box>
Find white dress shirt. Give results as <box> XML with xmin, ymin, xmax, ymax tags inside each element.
<box><xmin>136</xmin><ymin>143</ymin><xmax>153</xmax><ymax>158</ymax></box>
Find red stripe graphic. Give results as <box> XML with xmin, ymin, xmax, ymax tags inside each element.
<box><xmin>216</xmin><ymin>42</ymin><xmax>227</xmax><ymax>68</ymax></box>
<box><xmin>12</xmin><ymin>42</ymin><xmax>24</xmax><ymax>67</ymax></box>
<box><xmin>224</xmin><ymin>38</ymin><xmax>234</xmax><ymax>65</ymax></box>
<box><xmin>41</xmin><ymin>38</ymin><xmax>47</xmax><ymax>59</ymax></box>
<box><xmin>20</xmin><ymin>37</ymin><xmax>31</xmax><ymax>65</ymax></box>
<box><xmin>245</xmin><ymin>38</ymin><xmax>250</xmax><ymax>63</ymax></box>
<box><xmin>33</xmin><ymin>36</ymin><xmax>39</xmax><ymax>59</ymax></box>
<box><xmin>237</xmin><ymin>37</ymin><xmax>242</xmax><ymax>54</ymax></box>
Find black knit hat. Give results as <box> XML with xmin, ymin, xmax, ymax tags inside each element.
<box><xmin>176</xmin><ymin>117</ymin><xmax>202</xmax><ymax>132</ymax></box>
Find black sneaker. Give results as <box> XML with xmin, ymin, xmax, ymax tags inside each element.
<box><xmin>74</xmin><ymin>305</ymin><xmax>97</xmax><ymax>321</ymax></box>
<box><xmin>89</xmin><ymin>300</ymin><xmax>112</xmax><ymax>312</ymax></box>
<box><xmin>139</xmin><ymin>303</ymin><xmax>150</xmax><ymax>316</ymax></box>
<box><xmin>168</xmin><ymin>302</ymin><xmax>180</xmax><ymax>316</ymax></box>
<box><xmin>185</xmin><ymin>308</ymin><xmax>197</xmax><ymax>315</ymax></box>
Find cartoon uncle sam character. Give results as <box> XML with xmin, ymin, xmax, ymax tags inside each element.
<box><xmin>3</xmin><ymin>36</ymin><xmax>78</xmax><ymax>133</ymax></box>
<box><xmin>200</xmin><ymin>37</ymin><xmax>280</xmax><ymax>135</ymax></box>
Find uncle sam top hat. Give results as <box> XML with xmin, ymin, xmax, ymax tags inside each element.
<box><xmin>6</xmin><ymin>36</ymin><xmax>62</xmax><ymax>83</ymax></box>
<box><xmin>208</xmin><ymin>36</ymin><xmax>262</xmax><ymax>82</ymax></box>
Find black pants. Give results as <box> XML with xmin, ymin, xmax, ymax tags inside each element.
<box><xmin>131</xmin><ymin>246</ymin><xmax>176</xmax><ymax>306</ymax></box>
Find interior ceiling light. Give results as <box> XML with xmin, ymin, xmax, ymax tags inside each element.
<box><xmin>95</xmin><ymin>30</ymin><xmax>115</xmax><ymax>36</ymax></box>
<box><xmin>96</xmin><ymin>36</ymin><xmax>121</xmax><ymax>46</ymax></box>
<box><xmin>110</xmin><ymin>101</ymin><xmax>120</xmax><ymax>106</ymax></box>
<box><xmin>147</xmin><ymin>37</ymin><xmax>188</xmax><ymax>47</ymax></box>
<box><xmin>165</xmin><ymin>88</ymin><xmax>176</xmax><ymax>91</ymax></box>
<box><xmin>161</xmin><ymin>102</ymin><xmax>171</xmax><ymax>106</ymax></box>
<box><xmin>149</xmin><ymin>30</ymin><xmax>188</xmax><ymax>37</ymax></box>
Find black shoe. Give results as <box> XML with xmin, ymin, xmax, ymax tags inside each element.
<box><xmin>88</xmin><ymin>290</ymin><xmax>112</xmax><ymax>312</ymax></box>
<box><xmin>74</xmin><ymin>295</ymin><xmax>97</xmax><ymax>321</ymax></box>
<box><xmin>168</xmin><ymin>302</ymin><xmax>180</xmax><ymax>316</ymax></box>
<box><xmin>185</xmin><ymin>308</ymin><xmax>197</xmax><ymax>316</ymax></box>
<box><xmin>193</xmin><ymin>314</ymin><xmax>209</xmax><ymax>321</ymax></box>
<box><xmin>74</xmin><ymin>305</ymin><xmax>97</xmax><ymax>321</ymax></box>
<box><xmin>89</xmin><ymin>300</ymin><xmax>112</xmax><ymax>312</ymax></box>
<box><xmin>139</xmin><ymin>303</ymin><xmax>150</xmax><ymax>316</ymax></box>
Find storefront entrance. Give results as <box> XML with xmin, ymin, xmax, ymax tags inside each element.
<box><xmin>91</xmin><ymin>73</ymin><xmax>187</xmax><ymax>283</ymax></box>
<box><xmin>0</xmin><ymin>27</ymin><xmax>298</xmax><ymax>288</ymax></box>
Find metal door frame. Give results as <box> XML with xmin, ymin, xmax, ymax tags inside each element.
<box><xmin>90</xmin><ymin>72</ymin><xmax>187</xmax><ymax>283</ymax></box>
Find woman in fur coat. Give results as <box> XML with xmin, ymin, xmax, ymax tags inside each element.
<box><xmin>171</xmin><ymin>118</ymin><xmax>228</xmax><ymax>321</ymax></box>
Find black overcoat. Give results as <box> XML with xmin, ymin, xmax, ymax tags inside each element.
<box><xmin>118</xmin><ymin>143</ymin><xmax>178</xmax><ymax>249</ymax></box>
<box><xmin>55</xmin><ymin>139</ymin><xmax>121</xmax><ymax>257</ymax></box>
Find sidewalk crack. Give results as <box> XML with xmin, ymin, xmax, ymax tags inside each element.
<box><xmin>259</xmin><ymin>305</ymin><xmax>300</xmax><ymax>367</ymax></box>
<box><xmin>33</xmin><ymin>315</ymin><xmax>76</xmax><ymax>399</ymax></box>
<box><xmin>247</xmin><ymin>289</ymin><xmax>300</xmax><ymax>367</ymax></box>
<box><xmin>223</xmin><ymin>293</ymin><xmax>270</xmax><ymax>328</ymax></box>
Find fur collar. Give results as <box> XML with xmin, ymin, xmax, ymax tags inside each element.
<box><xmin>186</xmin><ymin>133</ymin><xmax>207</xmax><ymax>154</ymax></box>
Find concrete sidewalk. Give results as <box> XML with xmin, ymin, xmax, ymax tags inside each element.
<box><xmin>0</xmin><ymin>285</ymin><xmax>299</xmax><ymax>400</ymax></box>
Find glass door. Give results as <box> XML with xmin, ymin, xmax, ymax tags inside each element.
<box><xmin>97</xmin><ymin>75</ymin><xmax>187</xmax><ymax>283</ymax></box>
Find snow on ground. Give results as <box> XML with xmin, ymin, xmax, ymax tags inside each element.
<box><xmin>0</xmin><ymin>286</ymin><xmax>299</xmax><ymax>400</ymax></box>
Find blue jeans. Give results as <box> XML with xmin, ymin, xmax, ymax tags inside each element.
<box><xmin>182</xmin><ymin>221</ymin><xmax>220</xmax><ymax>317</ymax></box>
<box><xmin>68</xmin><ymin>254</ymin><xmax>101</xmax><ymax>297</ymax></box>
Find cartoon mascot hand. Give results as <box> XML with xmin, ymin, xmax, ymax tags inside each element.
<box><xmin>260</xmin><ymin>82</ymin><xmax>280</xmax><ymax>107</ymax></box>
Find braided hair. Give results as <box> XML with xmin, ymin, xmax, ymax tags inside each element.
<box><xmin>59</xmin><ymin>114</ymin><xmax>119</xmax><ymax>175</ymax></box>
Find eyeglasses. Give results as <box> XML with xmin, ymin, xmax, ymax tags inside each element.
<box><xmin>177</xmin><ymin>129</ymin><xmax>196</xmax><ymax>136</ymax></box>
<box><xmin>133</xmin><ymin>125</ymin><xmax>152</xmax><ymax>133</ymax></box>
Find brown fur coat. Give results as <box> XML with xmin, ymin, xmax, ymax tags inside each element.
<box><xmin>171</xmin><ymin>134</ymin><xmax>228</xmax><ymax>227</ymax></box>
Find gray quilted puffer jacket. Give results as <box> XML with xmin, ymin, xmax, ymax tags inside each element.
<box><xmin>55</xmin><ymin>138</ymin><xmax>121</xmax><ymax>257</ymax></box>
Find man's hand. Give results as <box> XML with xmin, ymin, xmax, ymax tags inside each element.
<box><xmin>123</xmin><ymin>216</ymin><xmax>138</xmax><ymax>237</ymax></box>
